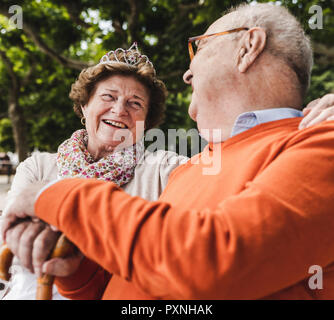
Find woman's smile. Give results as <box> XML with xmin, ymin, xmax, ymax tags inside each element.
<box><xmin>101</xmin><ymin>119</ymin><xmax>128</xmax><ymax>129</ymax></box>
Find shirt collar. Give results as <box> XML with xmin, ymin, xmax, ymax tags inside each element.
<box><xmin>230</xmin><ymin>108</ymin><xmax>303</xmax><ymax>137</ymax></box>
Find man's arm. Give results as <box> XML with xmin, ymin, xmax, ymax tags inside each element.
<box><xmin>33</xmin><ymin>122</ymin><xmax>334</xmax><ymax>299</ymax></box>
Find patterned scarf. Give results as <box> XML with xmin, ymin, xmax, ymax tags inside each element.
<box><xmin>56</xmin><ymin>129</ymin><xmax>144</xmax><ymax>186</ymax></box>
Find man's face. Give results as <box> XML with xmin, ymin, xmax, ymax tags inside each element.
<box><xmin>183</xmin><ymin>15</ymin><xmax>241</xmax><ymax>142</ymax></box>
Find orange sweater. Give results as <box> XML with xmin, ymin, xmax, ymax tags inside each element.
<box><xmin>35</xmin><ymin>118</ymin><xmax>334</xmax><ymax>299</ymax></box>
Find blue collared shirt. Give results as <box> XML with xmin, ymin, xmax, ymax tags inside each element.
<box><xmin>230</xmin><ymin>108</ymin><xmax>303</xmax><ymax>137</ymax></box>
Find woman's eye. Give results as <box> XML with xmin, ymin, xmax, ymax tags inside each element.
<box><xmin>101</xmin><ymin>94</ymin><xmax>115</xmax><ymax>101</ymax></box>
<box><xmin>129</xmin><ymin>101</ymin><xmax>142</xmax><ymax>109</ymax></box>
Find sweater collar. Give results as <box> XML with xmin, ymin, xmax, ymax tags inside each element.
<box><xmin>208</xmin><ymin>115</ymin><xmax>302</xmax><ymax>152</ymax></box>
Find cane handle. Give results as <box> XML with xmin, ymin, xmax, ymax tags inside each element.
<box><xmin>0</xmin><ymin>234</ymin><xmax>75</xmax><ymax>300</ymax></box>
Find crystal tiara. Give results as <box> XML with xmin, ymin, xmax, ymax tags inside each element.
<box><xmin>99</xmin><ymin>42</ymin><xmax>154</xmax><ymax>69</ymax></box>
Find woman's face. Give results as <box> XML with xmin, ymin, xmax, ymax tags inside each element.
<box><xmin>82</xmin><ymin>75</ymin><xmax>149</xmax><ymax>157</ymax></box>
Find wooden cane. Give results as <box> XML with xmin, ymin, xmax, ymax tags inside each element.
<box><xmin>36</xmin><ymin>234</ymin><xmax>76</xmax><ymax>300</ymax></box>
<box><xmin>0</xmin><ymin>233</ymin><xmax>76</xmax><ymax>300</ymax></box>
<box><xmin>0</xmin><ymin>243</ymin><xmax>14</xmax><ymax>281</ymax></box>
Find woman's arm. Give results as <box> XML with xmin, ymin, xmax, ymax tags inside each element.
<box><xmin>299</xmin><ymin>93</ymin><xmax>334</xmax><ymax>129</ymax></box>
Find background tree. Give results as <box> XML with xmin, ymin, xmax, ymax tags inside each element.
<box><xmin>0</xmin><ymin>0</ymin><xmax>333</xmax><ymax>162</ymax></box>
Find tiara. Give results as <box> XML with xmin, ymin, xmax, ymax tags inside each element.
<box><xmin>99</xmin><ymin>42</ymin><xmax>154</xmax><ymax>69</ymax></box>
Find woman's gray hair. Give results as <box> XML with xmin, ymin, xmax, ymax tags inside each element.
<box><xmin>227</xmin><ymin>3</ymin><xmax>313</xmax><ymax>99</ymax></box>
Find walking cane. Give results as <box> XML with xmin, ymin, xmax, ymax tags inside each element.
<box><xmin>0</xmin><ymin>233</ymin><xmax>75</xmax><ymax>300</ymax></box>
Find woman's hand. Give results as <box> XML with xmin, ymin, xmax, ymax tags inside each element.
<box><xmin>299</xmin><ymin>94</ymin><xmax>334</xmax><ymax>129</ymax></box>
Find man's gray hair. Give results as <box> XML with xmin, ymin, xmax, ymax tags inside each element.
<box><xmin>227</xmin><ymin>3</ymin><xmax>313</xmax><ymax>99</ymax></box>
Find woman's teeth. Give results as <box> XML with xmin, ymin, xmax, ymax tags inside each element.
<box><xmin>103</xmin><ymin>120</ymin><xmax>127</xmax><ymax>128</ymax></box>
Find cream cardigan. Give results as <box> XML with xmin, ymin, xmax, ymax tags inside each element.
<box><xmin>1</xmin><ymin>150</ymin><xmax>188</xmax><ymax>300</ymax></box>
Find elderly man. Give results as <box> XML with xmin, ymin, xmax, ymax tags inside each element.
<box><xmin>3</xmin><ymin>3</ymin><xmax>334</xmax><ymax>299</ymax></box>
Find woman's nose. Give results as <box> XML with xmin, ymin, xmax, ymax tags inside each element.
<box><xmin>112</xmin><ymin>101</ymin><xmax>128</xmax><ymax>116</ymax></box>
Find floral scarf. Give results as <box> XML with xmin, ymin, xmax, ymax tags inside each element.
<box><xmin>56</xmin><ymin>129</ymin><xmax>144</xmax><ymax>186</ymax></box>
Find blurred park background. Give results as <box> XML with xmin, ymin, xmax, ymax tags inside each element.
<box><xmin>0</xmin><ymin>0</ymin><xmax>333</xmax><ymax>175</ymax></box>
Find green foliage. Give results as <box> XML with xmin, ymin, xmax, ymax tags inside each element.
<box><xmin>307</xmin><ymin>64</ymin><xmax>334</xmax><ymax>105</ymax></box>
<box><xmin>0</xmin><ymin>0</ymin><xmax>333</xmax><ymax>156</ymax></box>
<box><xmin>0</xmin><ymin>118</ymin><xmax>14</xmax><ymax>152</ymax></box>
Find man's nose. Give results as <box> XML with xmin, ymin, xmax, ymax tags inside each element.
<box><xmin>183</xmin><ymin>69</ymin><xmax>193</xmax><ymax>85</ymax></box>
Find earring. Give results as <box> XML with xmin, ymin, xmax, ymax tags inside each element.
<box><xmin>81</xmin><ymin>117</ymin><xmax>86</xmax><ymax>126</ymax></box>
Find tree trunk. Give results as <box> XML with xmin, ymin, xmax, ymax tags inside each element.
<box><xmin>0</xmin><ymin>49</ymin><xmax>29</xmax><ymax>162</ymax></box>
<box><xmin>8</xmin><ymin>90</ymin><xmax>28</xmax><ymax>162</ymax></box>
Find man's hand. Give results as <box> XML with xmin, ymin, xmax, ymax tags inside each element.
<box><xmin>1</xmin><ymin>181</ymin><xmax>84</xmax><ymax>278</ymax></box>
<box><xmin>4</xmin><ymin>219</ymin><xmax>83</xmax><ymax>277</ymax></box>
<box><xmin>299</xmin><ymin>93</ymin><xmax>334</xmax><ymax>129</ymax></box>
<box><xmin>1</xmin><ymin>181</ymin><xmax>51</xmax><ymax>242</ymax></box>
<box><xmin>41</xmin><ymin>251</ymin><xmax>84</xmax><ymax>277</ymax></box>
<box><xmin>5</xmin><ymin>219</ymin><xmax>60</xmax><ymax>275</ymax></box>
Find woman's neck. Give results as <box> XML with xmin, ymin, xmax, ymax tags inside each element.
<box><xmin>87</xmin><ymin>142</ymin><xmax>115</xmax><ymax>161</ymax></box>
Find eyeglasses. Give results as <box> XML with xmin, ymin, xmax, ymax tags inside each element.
<box><xmin>188</xmin><ymin>27</ymin><xmax>249</xmax><ymax>61</ymax></box>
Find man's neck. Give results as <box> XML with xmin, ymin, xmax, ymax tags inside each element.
<box><xmin>209</xmin><ymin>56</ymin><xmax>303</xmax><ymax>142</ymax></box>
<box><xmin>236</xmin><ymin>54</ymin><xmax>303</xmax><ymax>112</ymax></box>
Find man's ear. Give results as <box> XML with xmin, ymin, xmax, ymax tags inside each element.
<box><xmin>237</xmin><ymin>27</ymin><xmax>266</xmax><ymax>73</ymax></box>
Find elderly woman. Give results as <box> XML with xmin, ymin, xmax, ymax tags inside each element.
<box><xmin>0</xmin><ymin>43</ymin><xmax>187</xmax><ymax>299</ymax></box>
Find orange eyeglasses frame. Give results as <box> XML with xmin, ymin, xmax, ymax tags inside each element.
<box><xmin>188</xmin><ymin>27</ymin><xmax>249</xmax><ymax>60</ymax></box>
